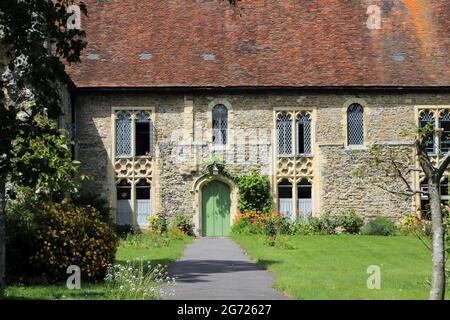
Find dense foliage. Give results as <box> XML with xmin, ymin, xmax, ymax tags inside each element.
<box><xmin>235</xmin><ymin>171</ymin><xmax>272</xmax><ymax>214</ymax></box>
<box><xmin>362</xmin><ymin>217</ymin><xmax>397</xmax><ymax>236</ymax></box>
<box><xmin>6</xmin><ymin>200</ymin><xmax>117</xmax><ymax>283</ymax></box>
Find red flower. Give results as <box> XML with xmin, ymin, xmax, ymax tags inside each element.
<box><xmin>249</xmin><ymin>218</ymin><xmax>255</xmax><ymax>224</ymax></box>
<box><xmin>272</xmin><ymin>234</ymin><xmax>276</xmax><ymax>238</ymax></box>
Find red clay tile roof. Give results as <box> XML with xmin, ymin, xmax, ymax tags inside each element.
<box><xmin>67</xmin><ymin>0</ymin><xmax>450</xmax><ymax>88</ymax></box>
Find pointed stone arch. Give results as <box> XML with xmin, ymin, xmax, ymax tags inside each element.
<box><xmin>191</xmin><ymin>174</ymin><xmax>238</xmax><ymax>236</ymax></box>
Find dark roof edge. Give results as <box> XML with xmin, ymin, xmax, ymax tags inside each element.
<box><xmin>75</xmin><ymin>85</ymin><xmax>450</xmax><ymax>94</ymax></box>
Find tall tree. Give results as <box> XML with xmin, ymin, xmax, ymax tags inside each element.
<box><xmin>364</xmin><ymin>124</ymin><xmax>448</xmax><ymax>300</ymax></box>
<box><xmin>0</xmin><ymin>0</ymin><xmax>87</xmax><ymax>293</ymax></box>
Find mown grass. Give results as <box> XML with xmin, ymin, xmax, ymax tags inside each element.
<box><xmin>232</xmin><ymin>234</ymin><xmax>447</xmax><ymax>300</ymax></box>
<box><xmin>3</xmin><ymin>234</ymin><xmax>193</xmax><ymax>300</ymax></box>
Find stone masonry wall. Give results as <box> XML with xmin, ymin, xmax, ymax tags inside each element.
<box><xmin>75</xmin><ymin>91</ymin><xmax>450</xmax><ymax>224</ymax></box>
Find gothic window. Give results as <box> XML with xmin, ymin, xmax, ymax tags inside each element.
<box><xmin>347</xmin><ymin>104</ymin><xmax>364</xmax><ymax>146</ymax></box>
<box><xmin>135</xmin><ymin>111</ymin><xmax>152</xmax><ymax>156</ymax></box>
<box><xmin>278</xmin><ymin>179</ymin><xmax>293</xmax><ymax>219</ymax></box>
<box><xmin>296</xmin><ymin>112</ymin><xmax>312</xmax><ymax>155</ymax></box>
<box><xmin>116</xmin><ymin>111</ymin><xmax>132</xmax><ymax>157</ymax></box>
<box><xmin>277</xmin><ymin>112</ymin><xmax>292</xmax><ymax>156</ymax></box>
<box><xmin>212</xmin><ymin>104</ymin><xmax>228</xmax><ymax>145</ymax></box>
<box><xmin>297</xmin><ymin>179</ymin><xmax>312</xmax><ymax>220</ymax></box>
<box><xmin>136</xmin><ymin>179</ymin><xmax>151</xmax><ymax>226</ymax></box>
<box><xmin>116</xmin><ymin>180</ymin><xmax>132</xmax><ymax>225</ymax></box>
<box><xmin>419</xmin><ymin>179</ymin><xmax>449</xmax><ymax>220</ymax></box>
<box><xmin>419</xmin><ymin>110</ymin><xmax>436</xmax><ymax>154</ymax></box>
<box><xmin>439</xmin><ymin>111</ymin><xmax>450</xmax><ymax>155</ymax></box>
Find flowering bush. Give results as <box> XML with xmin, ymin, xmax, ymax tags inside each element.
<box><xmin>231</xmin><ymin>211</ymin><xmax>292</xmax><ymax>236</ymax></box>
<box><xmin>399</xmin><ymin>214</ymin><xmax>431</xmax><ymax>237</ymax></box>
<box><xmin>169</xmin><ymin>212</ymin><xmax>194</xmax><ymax>235</ymax></box>
<box><xmin>6</xmin><ymin>200</ymin><xmax>117</xmax><ymax>282</ymax></box>
<box><xmin>30</xmin><ymin>201</ymin><xmax>118</xmax><ymax>281</ymax></box>
<box><xmin>104</xmin><ymin>259</ymin><xmax>176</xmax><ymax>300</ymax></box>
<box><xmin>148</xmin><ymin>213</ymin><xmax>168</xmax><ymax>234</ymax></box>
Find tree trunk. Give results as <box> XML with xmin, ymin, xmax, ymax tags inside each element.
<box><xmin>428</xmin><ymin>177</ymin><xmax>446</xmax><ymax>300</ymax></box>
<box><xmin>0</xmin><ymin>179</ymin><xmax>6</xmax><ymax>294</ymax></box>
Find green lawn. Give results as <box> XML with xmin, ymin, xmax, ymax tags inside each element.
<box><xmin>3</xmin><ymin>235</ymin><xmax>193</xmax><ymax>300</ymax></box>
<box><xmin>232</xmin><ymin>234</ymin><xmax>444</xmax><ymax>300</ymax></box>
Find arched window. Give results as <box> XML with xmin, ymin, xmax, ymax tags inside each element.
<box><xmin>439</xmin><ymin>111</ymin><xmax>450</xmax><ymax>155</ymax></box>
<box><xmin>419</xmin><ymin>110</ymin><xmax>435</xmax><ymax>154</ymax></box>
<box><xmin>116</xmin><ymin>179</ymin><xmax>132</xmax><ymax>225</ymax></box>
<box><xmin>135</xmin><ymin>111</ymin><xmax>152</xmax><ymax>156</ymax></box>
<box><xmin>278</xmin><ymin>179</ymin><xmax>293</xmax><ymax>219</ymax></box>
<box><xmin>136</xmin><ymin>179</ymin><xmax>152</xmax><ymax>226</ymax></box>
<box><xmin>277</xmin><ymin>112</ymin><xmax>292</xmax><ymax>156</ymax></box>
<box><xmin>297</xmin><ymin>179</ymin><xmax>312</xmax><ymax>220</ymax></box>
<box><xmin>212</xmin><ymin>104</ymin><xmax>228</xmax><ymax>145</ymax></box>
<box><xmin>296</xmin><ymin>112</ymin><xmax>312</xmax><ymax>155</ymax></box>
<box><xmin>116</xmin><ymin>111</ymin><xmax>132</xmax><ymax>157</ymax></box>
<box><xmin>347</xmin><ymin>104</ymin><xmax>364</xmax><ymax>146</ymax></box>
<box><xmin>418</xmin><ymin>179</ymin><xmax>449</xmax><ymax>220</ymax></box>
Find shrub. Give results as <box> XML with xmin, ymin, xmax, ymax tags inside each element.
<box><xmin>231</xmin><ymin>212</ymin><xmax>263</xmax><ymax>235</ymax></box>
<box><xmin>309</xmin><ymin>213</ymin><xmax>339</xmax><ymax>234</ymax></box>
<box><xmin>104</xmin><ymin>259</ymin><xmax>176</xmax><ymax>300</ymax></box>
<box><xmin>231</xmin><ymin>211</ymin><xmax>292</xmax><ymax>236</ymax></box>
<box><xmin>399</xmin><ymin>214</ymin><xmax>431</xmax><ymax>237</ymax></box>
<box><xmin>291</xmin><ymin>221</ymin><xmax>315</xmax><ymax>235</ymax></box>
<box><xmin>148</xmin><ymin>214</ymin><xmax>168</xmax><ymax>234</ymax></box>
<box><xmin>5</xmin><ymin>199</ymin><xmax>39</xmax><ymax>281</ymax></box>
<box><xmin>31</xmin><ymin>202</ymin><xmax>118</xmax><ymax>281</ymax></box>
<box><xmin>362</xmin><ymin>217</ymin><xmax>397</xmax><ymax>236</ymax></box>
<box><xmin>169</xmin><ymin>212</ymin><xmax>194</xmax><ymax>235</ymax></box>
<box><xmin>72</xmin><ymin>191</ymin><xmax>111</xmax><ymax>225</ymax></box>
<box><xmin>336</xmin><ymin>211</ymin><xmax>364</xmax><ymax>234</ymax></box>
<box><xmin>235</xmin><ymin>171</ymin><xmax>272</xmax><ymax>214</ymax></box>
<box><xmin>7</xmin><ymin>200</ymin><xmax>118</xmax><ymax>282</ymax></box>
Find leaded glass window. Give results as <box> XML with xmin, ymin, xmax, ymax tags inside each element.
<box><xmin>296</xmin><ymin>112</ymin><xmax>312</xmax><ymax>155</ymax></box>
<box><xmin>212</xmin><ymin>105</ymin><xmax>228</xmax><ymax>145</ymax></box>
<box><xmin>135</xmin><ymin>111</ymin><xmax>152</xmax><ymax>156</ymax></box>
<box><xmin>347</xmin><ymin>104</ymin><xmax>364</xmax><ymax>146</ymax></box>
<box><xmin>116</xmin><ymin>111</ymin><xmax>132</xmax><ymax>157</ymax></box>
<box><xmin>277</xmin><ymin>112</ymin><xmax>292</xmax><ymax>156</ymax></box>
<box><xmin>419</xmin><ymin>110</ymin><xmax>435</xmax><ymax>154</ymax></box>
<box><xmin>439</xmin><ymin>111</ymin><xmax>450</xmax><ymax>155</ymax></box>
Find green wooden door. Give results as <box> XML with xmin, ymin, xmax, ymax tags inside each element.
<box><xmin>202</xmin><ymin>181</ymin><xmax>231</xmax><ymax>237</ymax></box>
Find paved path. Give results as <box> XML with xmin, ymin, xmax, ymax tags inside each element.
<box><xmin>166</xmin><ymin>238</ymin><xmax>286</xmax><ymax>300</ymax></box>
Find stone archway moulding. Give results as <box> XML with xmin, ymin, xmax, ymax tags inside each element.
<box><xmin>191</xmin><ymin>174</ymin><xmax>238</xmax><ymax>236</ymax></box>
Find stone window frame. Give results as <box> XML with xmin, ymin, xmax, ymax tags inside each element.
<box><xmin>272</xmin><ymin>106</ymin><xmax>317</xmax><ymax>218</ymax></box>
<box><xmin>342</xmin><ymin>98</ymin><xmax>369</xmax><ymax>150</ymax></box>
<box><xmin>110</xmin><ymin>106</ymin><xmax>157</xmax><ymax>227</ymax></box>
<box><xmin>207</xmin><ymin>99</ymin><xmax>233</xmax><ymax>152</ymax></box>
<box><xmin>414</xmin><ymin>105</ymin><xmax>450</xmax><ymax>216</ymax></box>
<box><xmin>415</xmin><ymin>106</ymin><xmax>450</xmax><ymax>157</ymax></box>
<box><xmin>273</xmin><ymin>107</ymin><xmax>316</xmax><ymax>158</ymax></box>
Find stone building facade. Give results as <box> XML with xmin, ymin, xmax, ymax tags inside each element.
<box><xmin>72</xmin><ymin>91</ymin><xmax>450</xmax><ymax>234</ymax></box>
<box><xmin>66</xmin><ymin>1</ymin><xmax>450</xmax><ymax>235</ymax></box>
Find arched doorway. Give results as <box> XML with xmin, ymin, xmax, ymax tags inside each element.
<box><xmin>202</xmin><ymin>180</ymin><xmax>231</xmax><ymax>237</ymax></box>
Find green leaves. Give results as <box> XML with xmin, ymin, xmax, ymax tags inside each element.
<box><xmin>235</xmin><ymin>171</ymin><xmax>272</xmax><ymax>214</ymax></box>
<box><xmin>10</xmin><ymin>116</ymin><xmax>82</xmax><ymax>198</ymax></box>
